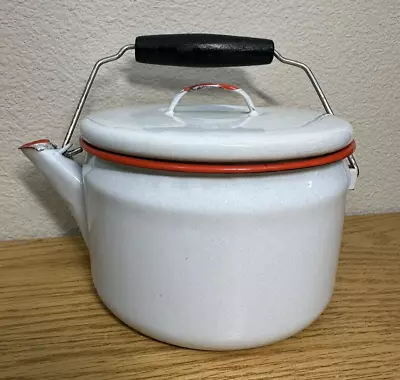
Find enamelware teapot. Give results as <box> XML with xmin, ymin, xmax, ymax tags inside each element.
<box><xmin>21</xmin><ymin>34</ymin><xmax>358</xmax><ymax>350</ymax></box>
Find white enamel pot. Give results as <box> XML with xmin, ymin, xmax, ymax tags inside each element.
<box><xmin>20</xmin><ymin>34</ymin><xmax>359</xmax><ymax>350</ymax></box>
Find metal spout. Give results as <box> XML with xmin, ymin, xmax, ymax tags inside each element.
<box><xmin>19</xmin><ymin>139</ymin><xmax>88</xmax><ymax>243</ymax></box>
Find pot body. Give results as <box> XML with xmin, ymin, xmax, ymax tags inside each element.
<box><xmin>82</xmin><ymin>154</ymin><xmax>350</xmax><ymax>350</ymax></box>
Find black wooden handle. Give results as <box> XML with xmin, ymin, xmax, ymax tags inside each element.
<box><xmin>135</xmin><ymin>34</ymin><xmax>274</xmax><ymax>67</ymax></box>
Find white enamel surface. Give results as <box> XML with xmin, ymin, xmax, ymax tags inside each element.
<box><xmin>80</xmin><ymin>105</ymin><xmax>353</xmax><ymax>162</ymax></box>
<box><xmin>80</xmin><ymin>155</ymin><xmax>350</xmax><ymax>350</ymax></box>
<box><xmin>21</xmin><ymin>147</ymin><xmax>88</xmax><ymax>243</ymax></box>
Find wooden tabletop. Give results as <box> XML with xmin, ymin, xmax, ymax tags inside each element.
<box><xmin>1</xmin><ymin>213</ymin><xmax>399</xmax><ymax>379</ymax></box>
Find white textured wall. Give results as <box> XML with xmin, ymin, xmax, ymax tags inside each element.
<box><xmin>1</xmin><ymin>0</ymin><xmax>399</xmax><ymax>240</ymax></box>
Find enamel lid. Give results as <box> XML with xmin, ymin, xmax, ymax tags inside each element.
<box><xmin>80</xmin><ymin>84</ymin><xmax>353</xmax><ymax>163</ymax></box>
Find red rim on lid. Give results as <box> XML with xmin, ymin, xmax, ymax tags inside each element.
<box><xmin>80</xmin><ymin>138</ymin><xmax>356</xmax><ymax>174</ymax></box>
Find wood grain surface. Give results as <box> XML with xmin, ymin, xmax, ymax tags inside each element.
<box><xmin>0</xmin><ymin>213</ymin><xmax>399</xmax><ymax>379</ymax></box>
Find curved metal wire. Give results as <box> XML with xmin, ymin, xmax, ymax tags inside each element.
<box><xmin>274</xmin><ymin>50</ymin><xmax>358</xmax><ymax>176</ymax></box>
<box><xmin>274</xmin><ymin>50</ymin><xmax>333</xmax><ymax>115</ymax></box>
<box><xmin>62</xmin><ymin>44</ymin><xmax>136</xmax><ymax>154</ymax></box>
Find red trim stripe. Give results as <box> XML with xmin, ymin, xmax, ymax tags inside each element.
<box><xmin>80</xmin><ymin>138</ymin><xmax>356</xmax><ymax>174</ymax></box>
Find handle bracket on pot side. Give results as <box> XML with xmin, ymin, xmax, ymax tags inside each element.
<box><xmin>60</xmin><ymin>34</ymin><xmax>358</xmax><ymax>178</ymax></box>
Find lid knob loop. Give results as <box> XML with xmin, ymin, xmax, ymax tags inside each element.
<box><xmin>165</xmin><ymin>83</ymin><xmax>258</xmax><ymax>117</ymax></box>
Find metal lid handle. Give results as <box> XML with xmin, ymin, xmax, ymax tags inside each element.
<box><xmin>165</xmin><ymin>83</ymin><xmax>257</xmax><ymax>116</ymax></box>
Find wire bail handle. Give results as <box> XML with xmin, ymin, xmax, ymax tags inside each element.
<box><xmin>61</xmin><ymin>36</ymin><xmax>358</xmax><ymax>178</ymax></box>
